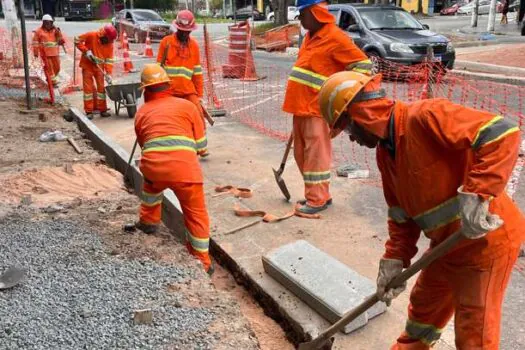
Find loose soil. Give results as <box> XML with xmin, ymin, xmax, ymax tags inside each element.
<box><xmin>0</xmin><ymin>98</ymin><xmax>293</xmax><ymax>349</ymax></box>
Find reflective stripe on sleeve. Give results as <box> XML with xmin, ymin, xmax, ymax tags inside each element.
<box><xmin>288</xmin><ymin>67</ymin><xmax>327</xmax><ymax>91</ymax></box>
<box><xmin>196</xmin><ymin>136</ymin><xmax>207</xmax><ymax>152</ymax></box>
<box><xmin>388</xmin><ymin>206</ymin><xmax>409</xmax><ymax>224</ymax></box>
<box><xmin>472</xmin><ymin>116</ymin><xmax>520</xmax><ymax>149</ymax></box>
<box><xmin>193</xmin><ymin>65</ymin><xmax>203</xmax><ymax>75</ymax></box>
<box><xmin>164</xmin><ymin>66</ymin><xmax>194</xmax><ymax>80</ymax></box>
<box><xmin>43</xmin><ymin>41</ymin><xmax>58</xmax><ymax>48</ymax></box>
<box><xmin>348</xmin><ymin>59</ymin><xmax>374</xmax><ymax>74</ymax></box>
<box><xmin>413</xmin><ymin>196</ymin><xmax>460</xmax><ymax>232</ymax></box>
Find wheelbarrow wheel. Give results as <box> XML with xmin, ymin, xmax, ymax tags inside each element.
<box><xmin>125</xmin><ymin>93</ymin><xmax>137</xmax><ymax>118</ymax></box>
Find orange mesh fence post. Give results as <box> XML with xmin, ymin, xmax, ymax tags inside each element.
<box><xmin>202</xmin><ymin>22</ymin><xmax>223</xmax><ymax>109</ymax></box>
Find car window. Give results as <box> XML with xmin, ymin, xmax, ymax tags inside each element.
<box><xmin>132</xmin><ymin>10</ymin><xmax>163</xmax><ymax>21</ymax></box>
<box><xmin>125</xmin><ymin>12</ymin><xmax>133</xmax><ymax>20</ymax></box>
<box><xmin>340</xmin><ymin>10</ymin><xmax>357</xmax><ymax>30</ymax></box>
<box><xmin>357</xmin><ymin>8</ymin><xmax>423</xmax><ymax>30</ymax></box>
<box><xmin>329</xmin><ymin>9</ymin><xmax>341</xmax><ymax>26</ymax></box>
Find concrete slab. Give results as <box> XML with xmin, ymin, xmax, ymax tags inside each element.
<box><xmin>262</xmin><ymin>240</ymin><xmax>386</xmax><ymax>334</ymax></box>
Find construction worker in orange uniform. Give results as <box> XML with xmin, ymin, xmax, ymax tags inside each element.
<box><xmin>75</xmin><ymin>24</ymin><xmax>117</xmax><ymax>119</ymax></box>
<box><xmin>32</xmin><ymin>14</ymin><xmax>65</xmax><ymax>87</ymax></box>
<box><xmin>282</xmin><ymin>0</ymin><xmax>373</xmax><ymax>214</ymax></box>
<box><xmin>319</xmin><ymin>71</ymin><xmax>525</xmax><ymax>349</ymax></box>
<box><xmin>157</xmin><ymin>11</ymin><xmax>205</xmax><ymax>123</ymax></box>
<box><xmin>133</xmin><ymin>64</ymin><xmax>212</xmax><ymax>274</ymax></box>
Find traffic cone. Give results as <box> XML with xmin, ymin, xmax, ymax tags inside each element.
<box><xmin>144</xmin><ymin>33</ymin><xmax>154</xmax><ymax>58</ymax></box>
<box><xmin>123</xmin><ymin>47</ymin><xmax>135</xmax><ymax>73</ymax></box>
<box><xmin>241</xmin><ymin>24</ymin><xmax>261</xmax><ymax>81</ymax></box>
<box><xmin>122</xmin><ymin>32</ymin><xmax>129</xmax><ymax>51</ymax></box>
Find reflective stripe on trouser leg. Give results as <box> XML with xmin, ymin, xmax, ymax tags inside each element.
<box><xmin>391</xmin><ymin>259</ymin><xmax>453</xmax><ymax>349</ymax></box>
<box><xmin>82</xmin><ymin>68</ymin><xmax>95</xmax><ymax>113</ymax></box>
<box><xmin>94</xmin><ymin>70</ymin><xmax>108</xmax><ymax>112</ymax></box>
<box><xmin>294</xmin><ymin>116</ymin><xmax>332</xmax><ymax>207</ymax></box>
<box><xmin>172</xmin><ymin>182</ymin><xmax>211</xmax><ymax>271</ymax></box>
<box><xmin>139</xmin><ymin>181</ymin><xmax>164</xmax><ymax>225</ymax></box>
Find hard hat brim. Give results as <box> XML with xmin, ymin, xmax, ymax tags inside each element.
<box><xmin>174</xmin><ymin>23</ymin><xmax>198</xmax><ymax>32</ymax></box>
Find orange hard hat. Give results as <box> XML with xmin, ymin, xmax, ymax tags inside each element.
<box><xmin>140</xmin><ymin>64</ymin><xmax>170</xmax><ymax>89</ymax></box>
<box><xmin>102</xmin><ymin>24</ymin><xmax>118</xmax><ymax>41</ymax></box>
<box><xmin>172</xmin><ymin>10</ymin><xmax>197</xmax><ymax>31</ymax></box>
<box><xmin>319</xmin><ymin>71</ymin><xmax>378</xmax><ymax>129</ymax></box>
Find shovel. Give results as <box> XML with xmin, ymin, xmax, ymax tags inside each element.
<box><xmin>124</xmin><ymin>138</ymin><xmax>139</xmax><ymax>186</ymax></box>
<box><xmin>273</xmin><ymin>133</ymin><xmax>293</xmax><ymax>201</ymax></box>
<box><xmin>298</xmin><ymin>229</ymin><xmax>465</xmax><ymax>350</ymax></box>
<box><xmin>0</xmin><ymin>266</ymin><xmax>26</xmax><ymax>290</ymax></box>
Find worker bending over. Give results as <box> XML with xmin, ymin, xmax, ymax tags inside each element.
<box><xmin>319</xmin><ymin>71</ymin><xmax>525</xmax><ymax>349</ymax></box>
<box><xmin>282</xmin><ymin>0</ymin><xmax>373</xmax><ymax>214</ymax></box>
<box><xmin>75</xmin><ymin>24</ymin><xmax>117</xmax><ymax>119</ymax></box>
<box><xmin>32</xmin><ymin>14</ymin><xmax>65</xmax><ymax>87</ymax></box>
<box><xmin>157</xmin><ymin>10</ymin><xmax>208</xmax><ymax>157</ymax></box>
<box><xmin>133</xmin><ymin>64</ymin><xmax>212</xmax><ymax>274</ymax></box>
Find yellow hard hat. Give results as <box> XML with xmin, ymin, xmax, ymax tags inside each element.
<box><xmin>319</xmin><ymin>71</ymin><xmax>374</xmax><ymax>129</ymax></box>
<box><xmin>140</xmin><ymin>63</ymin><xmax>170</xmax><ymax>89</ymax></box>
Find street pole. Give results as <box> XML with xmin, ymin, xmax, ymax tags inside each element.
<box><xmin>487</xmin><ymin>0</ymin><xmax>498</xmax><ymax>31</ymax></box>
<box><xmin>130</xmin><ymin>0</ymin><xmax>134</xmax><ymax>9</ymax></box>
<box><xmin>471</xmin><ymin>0</ymin><xmax>479</xmax><ymax>27</ymax></box>
<box><xmin>17</xmin><ymin>0</ymin><xmax>32</xmax><ymax>110</ymax></box>
<box><xmin>251</xmin><ymin>0</ymin><xmax>254</xmax><ymax>26</ymax></box>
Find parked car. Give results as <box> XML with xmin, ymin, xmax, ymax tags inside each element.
<box><xmin>440</xmin><ymin>0</ymin><xmax>468</xmax><ymax>15</ymax></box>
<box><xmin>508</xmin><ymin>0</ymin><xmax>520</xmax><ymax>12</ymax></box>
<box><xmin>327</xmin><ymin>4</ymin><xmax>455</xmax><ymax>69</ymax></box>
<box><xmin>456</xmin><ymin>0</ymin><xmax>503</xmax><ymax>15</ymax></box>
<box><xmin>267</xmin><ymin>6</ymin><xmax>300</xmax><ymax>21</ymax></box>
<box><xmin>112</xmin><ymin>9</ymin><xmax>171</xmax><ymax>43</ymax></box>
<box><xmin>226</xmin><ymin>6</ymin><xmax>266</xmax><ymax>21</ymax></box>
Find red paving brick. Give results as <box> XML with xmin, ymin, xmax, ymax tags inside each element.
<box><xmin>457</xmin><ymin>44</ymin><xmax>525</xmax><ymax>68</ymax></box>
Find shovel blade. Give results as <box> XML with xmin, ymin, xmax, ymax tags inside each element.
<box><xmin>298</xmin><ymin>336</ymin><xmax>334</xmax><ymax>350</ymax></box>
<box><xmin>0</xmin><ymin>266</ymin><xmax>26</xmax><ymax>290</ymax></box>
<box><xmin>273</xmin><ymin>168</ymin><xmax>291</xmax><ymax>201</ymax></box>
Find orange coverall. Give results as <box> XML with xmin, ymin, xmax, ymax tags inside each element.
<box><xmin>74</xmin><ymin>30</ymin><xmax>115</xmax><ymax>114</ymax></box>
<box><xmin>32</xmin><ymin>26</ymin><xmax>64</xmax><ymax>86</ymax></box>
<box><xmin>282</xmin><ymin>21</ymin><xmax>372</xmax><ymax>208</ymax></box>
<box><xmin>157</xmin><ymin>35</ymin><xmax>204</xmax><ymax>123</ymax></box>
<box><xmin>134</xmin><ymin>89</ymin><xmax>210</xmax><ymax>271</ymax></box>
<box><xmin>365</xmin><ymin>98</ymin><xmax>525</xmax><ymax>349</ymax></box>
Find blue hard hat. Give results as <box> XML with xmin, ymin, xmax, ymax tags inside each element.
<box><xmin>296</xmin><ymin>0</ymin><xmax>324</xmax><ymax>11</ymax></box>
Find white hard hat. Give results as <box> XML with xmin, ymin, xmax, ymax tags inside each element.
<box><xmin>42</xmin><ymin>14</ymin><xmax>53</xmax><ymax>22</ymax></box>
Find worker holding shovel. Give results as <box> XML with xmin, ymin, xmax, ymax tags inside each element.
<box><xmin>318</xmin><ymin>71</ymin><xmax>525</xmax><ymax>349</ymax></box>
<box><xmin>74</xmin><ymin>24</ymin><xmax>117</xmax><ymax>119</ymax></box>
<box><xmin>281</xmin><ymin>0</ymin><xmax>373</xmax><ymax>214</ymax></box>
<box><xmin>131</xmin><ymin>64</ymin><xmax>212</xmax><ymax>275</ymax></box>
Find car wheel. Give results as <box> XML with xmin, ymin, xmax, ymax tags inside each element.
<box><xmin>269</xmin><ymin>16</ymin><xmax>274</xmax><ymax>21</ymax></box>
<box><xmin>294</xmin><ymin>16</ymin><xmax>299</xmax><ymax>20</ymax></box>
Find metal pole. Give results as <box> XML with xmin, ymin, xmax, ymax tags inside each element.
<box><xmin>471</xmin><ymin>0</ymin><xmax>479</xmax><ymax>27</ymax></box>
<box><xmin>487</xmin><ymin>0</ymin><xmax>498</xmax><ymax>31</ymax></box>
<box><xmin>233</xmin><ymin>0</ymin><xmax>237</xmax><ymax>22</ymax></box>
<box><xmin>18</xmin><ymin>0</ymin><xmax>32</xmax><ymax>110</ymax></box>
<box><xmin>426</xmin><ymin>45</ymin><xmax>434</xmax><ymax>99</ymax></box>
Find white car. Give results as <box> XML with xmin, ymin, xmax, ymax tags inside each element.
<box><xmin>457</xmin><ymin>0</ymin><xmax>503</xmax><ymax>15</ymax></box>
<box><xmin>267</xmin><ymin>6</ymin><xmax>300</xmax><ymax>21</ymax></box>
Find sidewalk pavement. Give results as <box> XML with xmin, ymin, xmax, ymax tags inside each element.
<box><xmin>459</xmin><ymin>15</ymin><xmax>524</xmax><ymax>37</ymax></box>
<box><xmin>456</xmin><ymin>43</ymin><xmax>525</xmax><ymax>68</ymax></box>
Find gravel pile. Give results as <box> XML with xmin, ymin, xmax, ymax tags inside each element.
<box><xmin>0</xmin><ymin>216</ymin><xmax>217</xmax><ymax>350</ymax></box>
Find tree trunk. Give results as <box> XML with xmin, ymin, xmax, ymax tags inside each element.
<box><xmin>417</xmin><ymin>0</ymin><xmax>424</xmax><ymax>14</ymax></box>
<box><xmin>471</xmin><ymin>0</ymin><xmax>479</xmax><ymax>27</ymax></box>
<box><xmin>487</xmin><ymin>0</ymin><xmax>498</xmax><ymax>31</ymax></box>
<box><xmin>271</xmin><ymin>0</ymin><xmax>288</xmax><ymax>25</ymax></box>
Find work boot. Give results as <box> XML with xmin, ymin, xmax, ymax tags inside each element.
<box><xmin>297</xmin><ymin>198</ymin><xmax>333</xmax><ymax>206</ymax></box>
<box><xmin>296</xmin><ymin>203</ymin><xmax>328</xmax><ymax>215</ymax></box>
<box><xmin>100</xmin><ymin>111</ymin><xmax>111</xmax><ymax>118</ymax></box>
<box><xmin>134</xmin><ymin>221</ymin><xmax>158</xmax><ymax>235</ymax></box>
<box><xmin>206</xmin><ymin>263</ymin><xmax>215</xmax><ymax>276</ymax></box>
<box><xmin>86</xmin><ymin>113</ymin><xmax>94</xmax><ymax>120</ymax></box>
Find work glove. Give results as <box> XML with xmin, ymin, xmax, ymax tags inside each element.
<box><xmin>458</xmin><ymin>186</ymin><xmax>504</xmax><ymax>239</ymax></box>
<box><xmin>376</xmin><ymin>258</ymin><xmax>406</xmax><ymax>307</ymax></box>
<box><xmin>85</xmin><ymin>50</ymin><xmax>96</xmax><ymax>63</ymax></box>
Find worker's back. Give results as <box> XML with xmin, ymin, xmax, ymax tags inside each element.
<box><xmin>135</xmin><ymin>94</ymin><xmax>204</xmax><ymax>183</ymax></box>
<box><xmin>377</xmin><ymin>98</ymin><xmax>524</xmax><ymax>263</ymax></box>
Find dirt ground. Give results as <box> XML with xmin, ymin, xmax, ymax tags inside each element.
<box><xmin>0</xmin><ymin>98</ymin><xmax>294</xmax><ymax>349</ymax></box>
<box><xmin>456</xmin><ymin>43</ymin><xmax>525</xmax><ymax>68</ymax></box>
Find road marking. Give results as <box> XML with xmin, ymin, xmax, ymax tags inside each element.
<box><xmin>230</xmin><ymin>94</ymin><xmax>280</xmax><ymax>115</ymax></box>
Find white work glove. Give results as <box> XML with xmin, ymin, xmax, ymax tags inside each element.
<box><xmin>458</xmin><ymin>186</ymin><xmax>504</xmax><ymax>239</ymax></box>
<box><xmin>85</xmin><ymin>50</ymin><xmax>96</xmax><ymax>63</ymax></box>
<box><xmin>376</xmin><ymin>258</ymin><xmax>406</xmax><ymax>307</ymax></box>
<box><xmin>104</xmin><ymin>75</ymin><xmax>112</xmax><ymax>85</ymax></box>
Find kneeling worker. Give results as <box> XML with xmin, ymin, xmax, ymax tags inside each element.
<box><xmin>134</xmin><ymin>64</ymin><xmax>212</xmax><ymax>274</ymax></box>
<box><xmin>319</xmin><ymin>71</ymin><xmax>525</xmax><ymax>349</ymax></box>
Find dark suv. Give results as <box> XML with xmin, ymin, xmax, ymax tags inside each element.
<box><xmin>328</xmin><ymin>4</ymin><xmax>455</xmax><ymax>69</ymax></box>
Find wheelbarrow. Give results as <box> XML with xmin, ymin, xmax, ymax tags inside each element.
<box><xmin>105</xmin><ymin>82</ymin><xmax>142</xmax><ymax>118</ymax></box>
